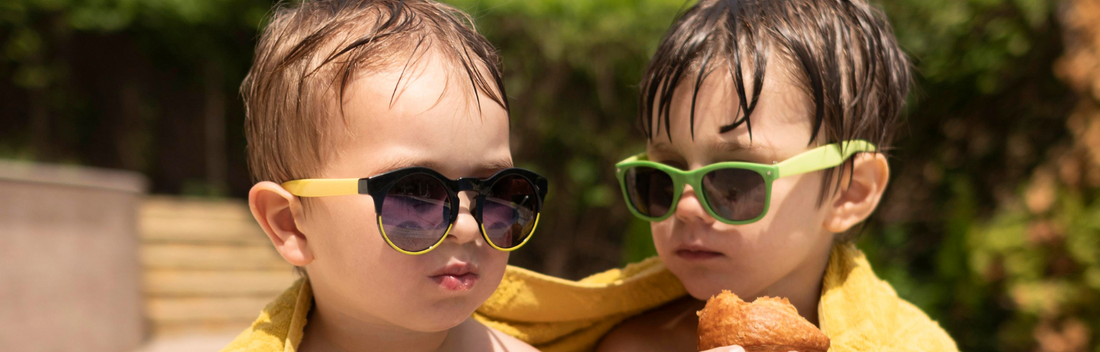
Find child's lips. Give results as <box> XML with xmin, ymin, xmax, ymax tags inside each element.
<box><xmin>429</xmin><ymin>262</ymin><xmax>480</xmax><ymax>291</ymax></box>
<box><xmin>431</xmin><ymin>273</ymin><xmax>479</xmax><ymax>291</ymax></box>
<box><xmin>675</xmin><ymin>246</ymin><xmax>724</xmax><ymax>260</ymax></box>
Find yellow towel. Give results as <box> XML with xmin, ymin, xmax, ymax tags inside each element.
<box><xmin>476</xmin><ymin>242</ymin><xmax>958</xmax><ymax>352</ymax></box>
<box><xmin>220</xmin><ymin>242</ymin><xmax>958</xmax><ymax>352</ymax></box>
<box><xmin>220</xmin><ymin>276</ymin><xmax>311</xmax><ymax>352</ymax></box>
<box><xmin>817</xmin><ymin>243</ymin><xmax>959</xmax><ymax>352</ymax></box>
<box><xmin>471</xmin><ymin>256</ymin><xmax>688</xmax><ymax>352</ymax></box>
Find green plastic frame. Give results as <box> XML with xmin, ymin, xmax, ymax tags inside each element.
<box><xmin>615</xmin><ymin>140</ymin><xmax>876</xmax><ymax>224</ymax></box>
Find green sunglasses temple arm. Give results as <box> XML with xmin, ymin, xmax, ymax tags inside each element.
<box><xmin>281</xmin><ymin>178</ymin><xmax>361</xmax><ymax>197</ymax></box>
<box><xmin>775</xmin><ymin>140</ymin><xmax>877</xmax><ymax>178</ymax></box>
<box><xmin>619</xmin><ymin>154</ymin><xmax>646</xmax><ymax>163</ymax></box>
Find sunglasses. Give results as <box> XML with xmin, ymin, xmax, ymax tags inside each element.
<box><xmin>615</xmin><ymin>140</ymin><xmax>875</xmax><ymax>225</ymax></box>
<box><xmin>281</xmin><ymin>167</ymin><xmax>548</xmax><ymax>255</ymax></box>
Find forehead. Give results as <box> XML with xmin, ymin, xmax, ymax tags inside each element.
<box><xmin>320</xmin><ymin>49</ymin><xmax>512</xmax><ymax>178</ymax></box>
<box><xmin>651</xmin><ymin>57</ymin><xmax>816</xmax><ymax>160</ymax></box>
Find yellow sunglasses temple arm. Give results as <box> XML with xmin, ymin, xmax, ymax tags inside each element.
<box><xmin>281</xmin><ymin>178</ymin><xmax>362</xmax><ymax>197</ymax></box>
<box><xmin>775</xmin><ymin>140</ymin><xmax>877</xmax><ymax>178</ymax></box>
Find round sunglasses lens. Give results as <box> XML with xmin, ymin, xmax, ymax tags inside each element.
<box><xmin>624</xmin><ymin>166</ymin><xmax>675</xmax><ymax>218</ymax></box>
<box><xmin>481</xmin><ymin>175</ymin><xmax>540</xmax><ymax>249</ymax></box>
<box><xmin>701</xmin><ymin>168</ymin><xmax>766</xmax><ymax>221</ymax></box>
<box><xmin>379</xmin><ymin>174</ymin><xmax>452</xmax><ymax>252</ymax></box>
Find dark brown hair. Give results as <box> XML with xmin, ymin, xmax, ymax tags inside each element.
<box><xmin>639</xmin><ymin>0</ymin><xmax>911</xmax><ymax>194</ymax></box>
<box><xmin>242</xmin><ymin>0</ymin><xmax>508</xmax><ymax>184</ymax></box>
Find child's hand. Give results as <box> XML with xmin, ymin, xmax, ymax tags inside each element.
<box><xmin>701</xmin><ymin>346</ymin><xmax>745</xmax><ymax>352</ymax></box>
<box><xmin>704</xmin><ymin>347</ymin><xmax>809</xmax><ymax>352</ymax></box>
<box><xmin>701</xmin><ymin>348</ymin><xmax>801</xmax><ymax>352</ymax></box>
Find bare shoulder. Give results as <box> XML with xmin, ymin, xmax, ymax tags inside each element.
<box><xmin>484</xmin><ymin>324</ymin><xmax>539</xmax><ymax>352</ymax></box>
<box><xmin>595</xmin><ymin>296</ymin><xmax>704</xmax><ymax>352</ymax></box>
<box><xmin>441</xmin><ymin>318</ymin><xmax>538</xmax><ymax>352</ymax></box>
<box><xmin>596</xmin><ymin>319</ymin><xmax>656</xmax><ymax>352</ymax></box>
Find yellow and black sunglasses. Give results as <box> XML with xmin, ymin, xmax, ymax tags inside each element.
<box><xmin>282</xmin><ymin>167</ymin><xmax>548</xmax><ymax>255</ymax></box>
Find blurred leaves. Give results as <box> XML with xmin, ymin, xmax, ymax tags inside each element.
<box><xmin>2</xmin><ymin>0</ymin><xmax>1099</xmax><ymax>350</ymax></box>
<box><xmin>862</xmin><ymin>0</ymin><xmax>1100</xmax><ymax>350</ymax></box>
<box><xmin>881</xmin><ymin>0</ymin><xmax>1052</xmax><ymax>93</ymax></box>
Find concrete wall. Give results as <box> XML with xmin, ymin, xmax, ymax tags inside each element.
<box><xmin>0</xmin><ymin>160</ymin><xmax>147</xmax><ymax>352</ymax></box>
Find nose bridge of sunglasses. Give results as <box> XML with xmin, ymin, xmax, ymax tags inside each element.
<box><xmin>453</xmin><ymin>178</ymin><xmax>485</xmax><ymax>207</ymax></box>
<box><xmin>456</xmin><ymin>177</ymin><xmax>479</xmax><ymax>192</ymax></box>
<box><xmin>442</xmin><ymin>180</ymin><xmax>481</xmax><ymax>215</ymax></box>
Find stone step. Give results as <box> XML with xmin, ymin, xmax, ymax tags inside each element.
<box><xmin>143</xmin><ymin>270</ymin><xmax>297</xmax><ymax>296</ymax></box>
<box><xmin>142</xmin><ymin>243</ymin><xmax>287</xmax><ymax>270</ymax></box>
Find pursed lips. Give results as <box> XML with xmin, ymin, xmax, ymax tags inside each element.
<box><xmin>429</xmin><ymin>261</ymin><xmax>480</xmax><ymax>291</ymax></box>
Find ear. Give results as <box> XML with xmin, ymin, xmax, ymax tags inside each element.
<box><xmin>249</xmin><ymin>181</ymin><xmax>314</xmax><ymax>266</ymax></box>
<box><xmin>823</xmin><ymin>153</ymin><xmax>890</xmax><ymax>233</ymax></box>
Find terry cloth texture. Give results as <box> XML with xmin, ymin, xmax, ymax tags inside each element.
<box><xmin>220</xmin><ymin>243</ymin><xmax>958</xmax><ymax>352</ymax></box>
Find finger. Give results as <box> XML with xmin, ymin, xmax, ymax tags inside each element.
<box><xmin>701</xmin><ymin>346</ymin><xmax>746</xmax><ymax>352</ymax></box>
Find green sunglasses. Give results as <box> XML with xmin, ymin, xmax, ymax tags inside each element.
<box><xmin>615</xmin><ymin>140</ymin><xmax>876</xmax><ymax>225</ymax></box>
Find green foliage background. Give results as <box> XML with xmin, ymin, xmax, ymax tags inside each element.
<box><xmin>2</xmin><ymin>0</ymin><xmax>1098</xmax><ymax>350</ymax></box>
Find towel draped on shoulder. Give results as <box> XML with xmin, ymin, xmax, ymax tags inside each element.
<box><xmin>220</xmin><ymin>243</ymin><xmax>958</xmax><ymax>352</ymax></box>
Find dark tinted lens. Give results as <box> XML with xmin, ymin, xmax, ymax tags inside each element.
<box><xmin>481</xmin><ymin>175</ymin><xmax>540</xmax><ymax>249</ymax></box>
<box><xmin>700</xmin><ymin>168</ymin><xmax>766</xmax><ymax>221</ymax></box>
<box><xmin>379</xmin><ymin>174</ymin><xmax>452</xmax><ymax>252</ymax></box>
<box><xmin>624</xmin><ymin>166</ymin><xmax>675</xmax><ymax>218</ymax></box>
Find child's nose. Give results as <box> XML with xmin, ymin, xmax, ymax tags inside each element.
<box><xmin>674</xmin><ymin>185</ymin><xmax>716</xmax><ymax>225</ymax></box>
<box><xmin>445</xmin><ymin>192</ymin><xmax>482</xmax><ymax>245</ymax></box>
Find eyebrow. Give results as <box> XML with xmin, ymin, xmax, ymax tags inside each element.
<box><xmin>371</xmin><ymin>156</ymin><xmax>514</xmax><ymax>178</ymax></box>
<box><xmin>649</xmin><ymin>141</ymin><xmax>677</xmax><ymax>153</ymax></box>
<box><xmin>707</xmin><ymin>140</ymin><xmax>755</xmax><ymax>154</ymax></box>
<box><xmin>649</xmin><ymin>140</ymin><xmax>754</xmax><ymax>155</ymax></box>
<box><xmin>371</xmin><ymin>157</ymin><xmax>437</xmax><ymax>175</ymax></box>
<box><xmin>476</xmin><ymin>159</ymin><xmax>516</xmax><ymax>175</ymax></box>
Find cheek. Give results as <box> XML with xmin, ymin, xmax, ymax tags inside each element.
<box><xmin>303</xmin><ymin>197</ymin><xmax>403</xmax><ymax>287</ymax></box>
<box><xmin>478</xmin><ymin>251</ymin><xmax>509</xmax><ymax>293</ymax></box>
<box><xmin>308</xmin><ymin>198</ymin><xmax>381</xmax><ymax>255</ymax></box>
<box><xmin>758</xmin><ymin>173</ymin><xmax>828</xmax><ymax>234</ymax></box>
<box><xmin>649</xmin><ymin>222</ymin><xmax>676</xmax><ymax>254</ymax></box>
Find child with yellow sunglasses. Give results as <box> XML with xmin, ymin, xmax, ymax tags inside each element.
<box><xmin>222</xmin><ymin>1</ymin><xmax>541</xmax><ymax>351</ymax></box>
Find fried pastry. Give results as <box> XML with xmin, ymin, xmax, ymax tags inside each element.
<box><xmin>697</xmin><ymin>290</ymin><xmax>830</xmax><ymax>352</ymax></box>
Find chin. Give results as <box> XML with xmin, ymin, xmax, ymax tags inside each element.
<box><xmin>403</xmin><ymin>307</ymin><xmax>474</xmax><ymax>332</ymax></box>
<box><xmin>669</xmin><ymin>265</ymin><xmax>746</xmax><ymax>301</ymax></box>
<box><xmin>428</xmin><ymin>293</ymin><xmax>488</xmax><ymax>325</ymax></box>
<box><xmin>659</xmin><ymin>255</ymin><xmax>712</xmax><ymax>294</ymax></box>
<box><xmin>683</xmin><ymin>278</ymin><xmax>726</xmax><ymax>300</ymax></box>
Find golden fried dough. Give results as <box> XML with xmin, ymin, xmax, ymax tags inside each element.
<box><xmin>697</xmin><ymin>290</ymin><xmax>830</xmax><ymax>352</ymax></box>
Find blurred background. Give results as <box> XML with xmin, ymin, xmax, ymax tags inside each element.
<box><xmin>1</xmin><ymin>0</ymin><xmax>1099</xmax><ymax>351</ymax></box>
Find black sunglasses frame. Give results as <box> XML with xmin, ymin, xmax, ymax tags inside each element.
<box><xmin>360</xmin><ymin>167</ymin><xmax>548</xmax><ymax>254</ymax></box>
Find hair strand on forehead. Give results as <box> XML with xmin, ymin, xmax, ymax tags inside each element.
<box><xmin>392</xmin><ymin>34</ymin><xmax>428</xmax><ymax>108</ymax></box>
<box><xmin>241</xmin><ymin>0</ymin><xmax>509</xmax><ymax>186</ymax></box>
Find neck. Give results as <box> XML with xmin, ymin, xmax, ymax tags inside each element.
<box><xmin>761</xmin><ymin>239</ymin><xmax>834</xmax><ymax>326</ymax></box>
<box><xmin>301</xmin><ymin>296</ymin><xmax>450</xmax><ymax>352</ymax></box>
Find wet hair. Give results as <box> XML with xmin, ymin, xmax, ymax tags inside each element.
<box><xmin>242</xmin><ymin>0</ymin><xmax>507</xmax><ymax>184</ymax></box>
<box><xmin>639</xmin><ymin>0</ymin><xmax>911</xmax><ymax>194</ymax></box>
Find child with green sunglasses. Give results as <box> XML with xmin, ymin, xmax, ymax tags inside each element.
<box><xmin>596</xmin><ymin>0</ymin><xmax>960</xmax><ymax>351</ymax></box>
<box><xmin>221</xmin><ymin>1</ymin><xmax>541</xmax><ymax>351</ymax></box>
